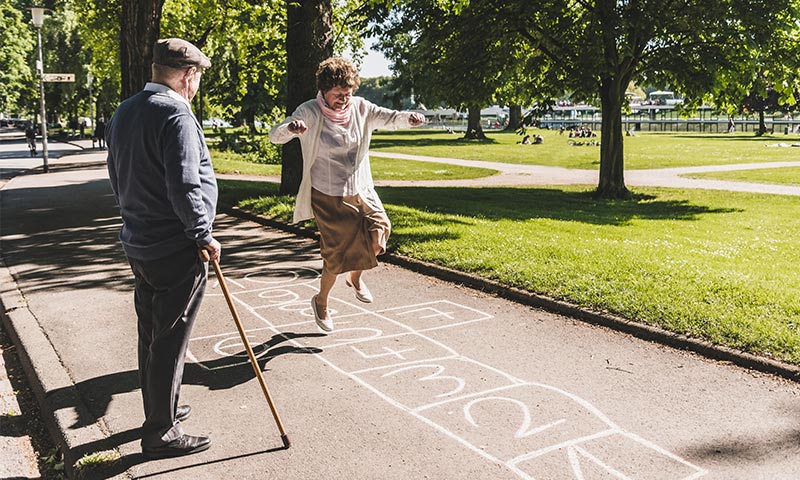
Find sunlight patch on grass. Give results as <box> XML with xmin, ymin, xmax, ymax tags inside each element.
<box><xmin>377</xmin><ymin>185</ymin><xmax>800</xmax><ymax>364</ymax></box>
<box><xmin>681</xmin><ymin>166</ymin><xmax>800</xmax><ymax>185</ymax></box>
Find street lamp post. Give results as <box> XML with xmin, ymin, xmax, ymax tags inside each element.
<box><xmin>86</xmin><ymin>70</ymin><xmax>94</xmax><ymax>145</ymax></box>
<box><xmin>29</xmin><ymin>5</ymin><xmax>49</xmax><ymax>173</ymax></box>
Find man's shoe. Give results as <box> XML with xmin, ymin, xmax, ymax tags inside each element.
<box><xmin>345</xmin><ymin>278</ymin><xmax>373</xmax><ymax>303</ymax></box>
<box><xmin>143</xmin><ymin>434</ymin><xmax>211</xmax><ymax>459</ymax></box>
<box><xmin>311</xmin><ymin>295</ymin><xmax>333</xmax><ymax>332</ymax></box>
<box><xmin>176</xmin><ymin>405</ymin><xmax>191</xmax><ymax>423</ymax></box>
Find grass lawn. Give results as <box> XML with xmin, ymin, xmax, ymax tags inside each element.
<box><xmin>211</xmin><ymin>149</ymin><xmax>282</xmax><ymax>176</ymax></box>
<box><xmin>214</xmin><ymin>129</ymin><xmax>800</xmax><ymax>365</ymax></box>
<box><xmin>682</xmin><ymin>166</ymin><xmax>800</xmax><ymax>185</ymax></box>
<box><xmin>371</xmin><ymin>129</ymin><xmax>800</xmax><ymax>170</ymax></box>
<box><xmin>218</xmin><ymin>179</ymin><xmax>800</xmax><ymax>365</ymax></box>
<box><xmin>371</xmin><ymin>156</ymin><xmax>497</xmax><ymax>180</ymax></box>
<box><xmin>210</xmin><ymin>145</ymin><xmax>498</xmax><ymax>180</ymax></box>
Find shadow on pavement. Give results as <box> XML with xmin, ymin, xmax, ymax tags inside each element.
<box><xmin>49</xmin><ymin>332</ymin><xmax>320</xmax><ymax>479</ymax></box>
<box><xmin>1</xmin><ymin>178</ymin><xmax>320</xmax><ymax>294</ymax></box>
<box><xmin>0</xmin><ymin>178</ymin><xmax>128</xmax><ymax>292</ymax></box>
<box><xmin>50</xmin><ymin>332</ymin><xmax>322</xmax><ymax>430</ymax></box>
<box><xmin>78</xmin><ymin>444</ymin><xmax>288</xmax><ymax>480</ymax></box>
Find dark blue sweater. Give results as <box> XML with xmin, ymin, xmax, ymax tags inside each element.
<box><xmin>106</xmin><ymin>86</ymin><xmax>217</xmax><ymax>261</ymax></box>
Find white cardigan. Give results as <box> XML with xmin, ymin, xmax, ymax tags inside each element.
<box><xmin>269</xmin><ymin>97</ymin><xmax>418</xmax><ymax>223</ymax></box>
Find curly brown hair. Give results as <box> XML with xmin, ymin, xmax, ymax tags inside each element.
<box><xmin>316</xmin><ymin>57</ymin><xmax>360</xmax><ymax>93</ymax></box>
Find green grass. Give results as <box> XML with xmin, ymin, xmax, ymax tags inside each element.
<box><xmin>682</xmin><ymin>166</ymin><xmax>800</xmax><ymax>185</ymax></box>
<box><xmin>218</xmin><ymin>179</ymin><xmax>800</xmax><ymax>365</ymax></box>
<box><xmin>210</xmin><ymin>145</ymin><xmax>498</xmax><ymax>180</ymax></box>
<box><xmin>214</xmin><ymin>130</ymin><xmax>800</xmax><ymax>364</ymax></box>
<box><xmin>370</xmin><ymin>129</ymin><xmax>800</xmax><ymax>170</ymax></box>
<box><xmin>380</xmin><ymin>186</ymin><xmax>800</xmax><ymax>364</ymax></box>
<box><xmin>73</xmin><ymin>449</ymin><xmax>121</xmax><ymax>478</ymax></box>
<box><xmin>371</xmin><ymin>156</ymin><xmax>497</xmax><ymax>180</ymax></box>
<box><xmin>211</xmin><ymin>149</ymin><xmax>282</xmax><ymax>176</ymax></box>
<box><xmin>218</xmin><ymin>180</ymin><xmax>295</xmax><ymax>218</ymax></box>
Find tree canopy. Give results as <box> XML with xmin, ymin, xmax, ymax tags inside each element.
<box><xmin>2</xmin><ymin>0</ymin><xmax>799</xmax><ymax>199</ymax></box>
<box><xmin>371</xmin><ymin>0</ymin><xmax>537</xmax><ymax>138</ymax></box>
<box><xmin>370</xmin><ymin>0</ymin><xmax>799</xmax><ymax>197</ymax></box>
<box><xmin>0</xmin><ymin>0</ymin><xmax>36</xmax><ymax>116</ymax></box>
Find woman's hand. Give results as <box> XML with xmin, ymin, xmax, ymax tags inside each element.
<box><xmin>408</xmin><ymin>113</ymin><xmax>425</xmax><ymax>127</ymax></box>
<box><xmin>288</xmin><ymin>120</ymin><xmax>308</xmax><ymax>134</ymax></box>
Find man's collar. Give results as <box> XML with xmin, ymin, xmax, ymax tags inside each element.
<box><xmin>144</xmin><ymin>82</ymin><xmax>191</xmax><ymax>107</ymax></box>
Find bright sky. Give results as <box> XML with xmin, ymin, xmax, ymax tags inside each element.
<box><xmin>358</xmin><ymin>41</ymin><xmax>392</xmax><ymax>78</ymax></box>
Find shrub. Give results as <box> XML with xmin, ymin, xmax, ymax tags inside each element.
<box><xmin>216</xmin><ymin>131</ymin><xmax>281</xmax><ymax>164</ymax></box>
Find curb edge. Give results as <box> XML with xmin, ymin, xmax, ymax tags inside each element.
<box><xmin>0</xmin><ymin>254</ymin><xmax>109</xmax><ymax>478</ymax></box>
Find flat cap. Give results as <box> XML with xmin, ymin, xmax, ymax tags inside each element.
<box><xmin>152</xmin><ymin>38</ymin><xmax>211</xmax><ymax>69</ymax></box>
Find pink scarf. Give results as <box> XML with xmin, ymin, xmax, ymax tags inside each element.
<box><xmin>316</xmin><ymin>91</ymin><xmax>352</xmax><ymax>126</ymax></box>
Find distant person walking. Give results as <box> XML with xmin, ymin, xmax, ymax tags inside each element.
<box><xmin>269</xmin><ymin>57</ymin><xmax>424</xmax><ymax>333</ymax></box>
<box><xmin>25</xmin><ymin>122</ymin><xmax>37</xmax><ymax>157</ymax></box>
<box><xmin>106</xmin><ymin>38</ymin><xmax>218</xmax><ymax>460</ymax></box>
<box><xmin>95</xmin><ymin>117</ymin><xmax>106</xmax><ymax>148</ymax></box>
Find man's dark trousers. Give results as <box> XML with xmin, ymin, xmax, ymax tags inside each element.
<box><xmin>128</xmin><ymin>245</ymin><xmax>208</xmax><ymax>448</ymax></box>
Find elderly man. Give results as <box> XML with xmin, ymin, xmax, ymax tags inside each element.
<box><xmin>106</xmin><ymin>38</ymin><xmax>219</xmax><ymax>459</ymax></box>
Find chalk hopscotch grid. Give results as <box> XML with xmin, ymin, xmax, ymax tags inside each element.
<box><xmin>193</xmin><ymin>268</ymin><xmax>707</xmax><ymax>480</ymax></box>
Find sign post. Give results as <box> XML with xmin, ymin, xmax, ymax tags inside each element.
<box><xmin>42</xmin><ymin>73</ymin><xmax>76</xmax><ymax>83</ymax></box>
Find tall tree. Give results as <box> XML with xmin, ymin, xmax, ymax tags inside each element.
<box><xmin>74</xmin><ymin>0</ymin><xmax>121</xmax><ymax>120</ymax></box>
<box><xmin>705</xmin><ymin>6</ymin><xmax>800</xmax><ymax>136</ymax></box>
<box><xmin>42</xmin><ymin>3</ymin><xmax>92</xmax><ymax>125</ymax></box>
<box><xmin>503</xmin><ymin>0</ymin><xmax>794</xmax><ymax>198</ymax></box>
<box><xmin>0</xmin><ymin>0</ymin><xmax>35</xmax><ymax>116</ymax></box>
<box><xmin>162</xmin><ymin>0</ymin><xmax>287</xmax><ymax>130</ymax></box>
<box><xmin>280</xmin><ymin>0</ymin><xmax>333</xmax><ymax>195</ymax></box>
<box><xmin>120</xmin><ymin>0</ymin><xmax>164</xmax><ymax>99</ymax></box>
<box><xmin>371</xmin><ymin>0</ymin><xmax>538</xmax><ymax>139</ymax></box>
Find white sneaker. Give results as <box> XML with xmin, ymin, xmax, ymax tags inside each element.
<box><xmin>310</xmin><ymin>295</ymin><xmax>333</xmax><ymax>332</ymax></box>
<box><xmin>345</xmin><ymin>278</ymin><xmax>373</xmax><ymax>303</ymax></box>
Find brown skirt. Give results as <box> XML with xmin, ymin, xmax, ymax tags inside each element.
<box><xmin>310</xmin><ymin>188</ymin><xmax>391</xmax><ymax>275</ymax></box>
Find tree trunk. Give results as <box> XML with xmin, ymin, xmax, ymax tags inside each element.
<box><xmin>280</xmin><ymin>0</ymin><xmax>333</xmax><ymax>195</ymax></box>
<box><xmin>120</xmin><ymin>0</ymin><xmax>164</xmax><ymax>100</ymax></box>
<box><xmin>756</xmin><ymin>110</ymin><xmax>766</xmax><ymax>136</ymax></box>
<box><xmin>505</xmin><ymin>104</ymin><xmax>522</xmax><ymax>131</ymax></box>
<box><xmin>463</xmin><ymin>105</ymin><xmax>487</xmax><ymax>139</ymax></box>
<box><xmin>245</xmin><ymin>108</ymin><xmax>257</xmax><ymax>134</ymax></box>
<box><xmin>596</xmin><ymin>77</ymin><xmax>629</xmax><ymax>199</ymax></box>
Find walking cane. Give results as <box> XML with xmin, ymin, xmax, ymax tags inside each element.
<box><xmin>200</xmin><ymin>249</ymin><xmax>291</xmax><ymax>448</ymax></box>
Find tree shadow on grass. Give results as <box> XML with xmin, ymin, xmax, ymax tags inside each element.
<box><xmin>377</xmin><ymin>186</ymin><xmax>741</xmax><ymax>226</ymax></box>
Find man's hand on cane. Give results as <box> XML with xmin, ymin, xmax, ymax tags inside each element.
<box><xmin>200</xmin><ymin>238</ymin><xmax>221</xmax><ymax>263</ymax></box>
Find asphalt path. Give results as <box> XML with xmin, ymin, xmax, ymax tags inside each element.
<box><xmin>1</xmin><ymin>138</ymin><xmax>800</xmax><ymax>479</ymax></box>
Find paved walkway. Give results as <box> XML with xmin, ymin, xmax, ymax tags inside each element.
<box><xmin>0</xmin><ymin>336</ymin><xmax>41</xmax><ymax>479</ymax></box>
<box><xmin>0</xmin><ymin>133</ymin><xmax>96</xmax><ymax>479</ymax></box>
<box><xmin>2</xmin><ymin>138</ymin><xmax>800</xmax><ymax>479</ymax></box>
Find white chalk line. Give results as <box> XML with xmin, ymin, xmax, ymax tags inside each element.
<box><xmin>194</xmin><ymin>268</ymin><xmax>707</xmax><ymax>479</ymax></box>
